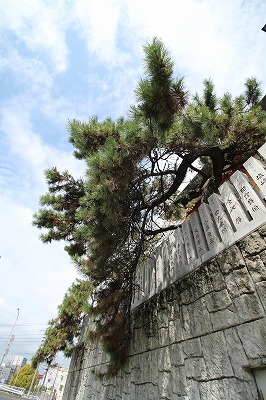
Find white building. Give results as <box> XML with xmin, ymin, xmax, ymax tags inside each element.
<box><xmin>10</xmin><ymin>356</ymin><xmax>27</xmax><ymax>367</ymax></box>
<box><xmin>0</xmin><ymin>365</ymin><xmax>16</xmax><ymax>384</ymax></box>
<box><xmin>40</xmin><ymin>367</ymin><xmax>68</xmax><ymax>400</ymax></box>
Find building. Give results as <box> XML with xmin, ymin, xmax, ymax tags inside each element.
<box><xmin>39</xmin><ymin>367</ymin><xmax>68</xmax><ymax>400</ymax></box>
<box><xmin>0</xmin><ymin>365</ymin><xmax>16</xmax><ymax>384</ymax></box>
<box><xmin>10</xmin><ymin>356</ymin><xmax>27</xmax><ymax>367</ymax></box>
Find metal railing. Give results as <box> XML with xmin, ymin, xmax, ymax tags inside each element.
<box><xmin>0</xmin><ymin>383</ymin><xmax>26</xmax><ymax>396</ymax></box>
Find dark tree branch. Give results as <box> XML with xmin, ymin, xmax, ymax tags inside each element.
<box><xmin>143</xmin><ymin>154</ymin><xmax>198</xmax><ymax>210</ymax></box>
<box><xmin>144</xmin><ymin>224</ymin><xmax>179</xmax><ymax>236</ymax></box>
<box><xmin>201</xmin><ymin>147</ymin><xmax>225</xmax><ymax>190</ymax></box>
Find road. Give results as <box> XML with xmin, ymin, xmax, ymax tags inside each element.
<box><xmin>0</xmin><ymin>392</ymin><xmax>21</xmax><ymax>400</ymax></box>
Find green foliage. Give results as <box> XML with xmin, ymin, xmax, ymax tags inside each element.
<box><xmin>33</xmin><ymin>37</ymin><xmax>266</xmax><ymax>375</ymax></box>
<box><xmin>9</xmin><ymin>364</ymin><xmax>37</xmax><ymax>390</ymax></box>
<box><xmin>132</xmin><ymin>38</ymin><xmax>188</xmax><ymax>133</ymax></box>
<box><xmin>32</xmin><ymin>279</ymin><xmax>93</xmax><ymax>368</ymax></box>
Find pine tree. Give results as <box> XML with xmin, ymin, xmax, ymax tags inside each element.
<box><xmin>32</xmin><ymin>279</ymin><xmax>93</xmax><ymax>368</ymax></box>
<box><xmin>33</xmin><ymin>38</ymin><xmax>266</xmax><ymax>375</ymax></box>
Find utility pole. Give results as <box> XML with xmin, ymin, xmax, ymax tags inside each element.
<box><xmin>49</xmin><ymin>368</ymin><xmax>59</xmax><ymax>400</ymax></box>
<box><xmin>27</xmin><ymin>367</ymin><xmax>38</xmax><ymax>397</ymax></box>
<box><xmin>0</xmin><ymin>334</ymin><xmax>15</xmax><ymax>365</ymax></box>
<box><xmin>0</xmin><ymin>308</ymin><xmax>19</xmax><ymax>366</ymax></box>
<box><xmin>39</xmin><ymin>365</ymin><xmax>50</xmax><ymax>400</ymax></box>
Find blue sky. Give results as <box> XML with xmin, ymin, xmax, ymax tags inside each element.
<box><xmin>0</xmin><ymin>0</ymin><xmax>266</xmax><ymax>368</ymax></box>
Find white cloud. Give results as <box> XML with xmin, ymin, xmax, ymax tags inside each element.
<box><xmin>0</xmin><ymin>0</ymin><xmax>68</xmax><ymax>73</ymax></box>
<box><xmin>125</xmin><ymin>0</ymin><xmax>266</xmax><ymax>95</ymax></box>
<box><xmin>72</xmin><ymin>0</ymin><xmax>131</xmax><ymax>67</ymax></box>
<box><xmin>1</xmin><ymin>0</ymin><xmax>265</xmax><ymax>99</ymax></box>
<box><xmin>0</xmin><ymin>101</ymin><xmax>82</xmax><ymax>327</ymax></box>
<box><xmin>0</xmin><ymin>197</ymin><xmax>77</xmax><ymax>315</ymax></box>
<box><xmin>0</xmin><ymin>101</ymin><xmax>84</xmax><ymax>175</ymax></box>
<box><xmin>0</xmin><ymin>198</ymin><xmax>77</xmax><ymax>363</ymax></box>
<box><xmin>0</xmin><ymin>48</ymin><xmax>53</xmax><ymax>92</ymax></box>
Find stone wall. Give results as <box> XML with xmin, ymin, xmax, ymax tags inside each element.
<box><xmin>63</xmin><ymin>225</ymin><xmax>266</xmax><ymax>400</ymax></box>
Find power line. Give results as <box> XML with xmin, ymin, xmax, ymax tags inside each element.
<box><xmin>0</xmin><ymin>324</ymin><xmax>48</xmax><ymax>326</ymax></box>
<box><xmin>0</xmin><ymin>334</ymin><xmax>45</xmax><ymax>337</ymax></box>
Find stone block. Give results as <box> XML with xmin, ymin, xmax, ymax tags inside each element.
<box><xmin>224</xmin><ymin>272</ymin><xmax>240</xmax><ymax>298</ymax></box>
<box><xmin>259</xmin><ymin>247</ymin><xmax>266</xmax><ymax>263</ymax></box>
<box><xmin>258</xmin><ymin>223</ymin><xmax>266</xmax><ymax>237</ymax></box>
<box><xmin>168</xmin><ymin>301</ymin><xmax>181</xmax><ymax>321</ymax></box>
<box><xmin>140</xmin><ymin>352</ymin><xmax>153</xmax><ymax>383</ymax></box>
<box><xmin>201</xmin><ymin>331</ymin><xmax>234</xmax><ymax>378</ymax></box>
<box><xmin>168</xmin><ymin>319</ymin><xmax>183</xmax><ymax>343</ymax></box>
<box><xmin>207</xmin><ymin>261</ymin><xmax>226</xmax><ymax>291</ymax></box>
<box><xmin>237</xmin><ymin>318</ymin><xmax>266</xmax><ymax>359</ymax></box>
<box><xmin>121</xmin><ymin>392</ymin><xmax>130</xmax><ymax>400</ymax></box>
<box><xmin>179</xmin><ymin>288</ymin><xmax>193</xmax><ymax>305</ymax></box>
<box><xmin>239</xmin><ymin>231</ymin><xmax>266</xmax><ymax>255</ymax></box>
<box><xmin>147</xmin><ymin>334</ymin><xmax>160</xmax><ymax>351</ymax></box>
<box><xmin>224</xmin><ymin>328</ymin><xmax>253</xmax><ymax>380</ymax></box>
<box><xmin>143</xmin><ymin>316</ymin><xmax>158</xmax><ymax>338</ymax></box>
<box><xmin>246</xmin><ymin>253</ymin><xmax>266</xmax><ymax>283</ymax></box>
<box><xmin>121</xmin><ymin>373</ymin><xmax>131</xmax><ymax>394</ymax></box>
<box><xmin>147</xmin><ymin>349</ymin><xmax>159</xmax><ymax>384</ymax></box>
<box><xmin>186</xmin><ymin>268</ymin><xmax>212</xmax><ymax>302</ymax></box>
<box><xmin>171</xmin><ymin>394</ymin><xmax>188</xmax><ymax>400</ymax></box>
<box><xmin>132</xmin><ymin>383</ymin><xmax>147</xmax><ymax>400</ymax></box>
<box><xmin>165</xmin><ymin>285</ymin><xmax>175</xmax><ymax>302</ymax></box>
<box><xmin>158</xmin><ymin>347</ymin><xmax>171</xmax><ymax>372</ymax></box>
<box><xmin>199</xmin><ymin>379</ymin><xmax>225</xmax><ymax>400</ymax></box>
<box><xmin>205</xmin><ymin>288</ymin><xmax>232</xmax><ymax>312</ymax></box>
<box><xmin>129</xmin><ymin>354</ymin><xmax>140</xmax><ymax>370</ymax></box>
<box><xmin>184</xmin><ymin>356</ymin><xmax>207</xmax><ymax>379</ymax></box>
<box><xmin>223</xmin><ymin>378</ymin><xmax>258</xmax><ymax>400</ymax></box>
<box><xmin>210</xmin><ymin>305</ymin><xmax>239</xmax><ymax>330</ymax></box>
<box><xmin>169</xmin><ymin>342</ymin><xmax>184</xmax><ymax>366</ymax></box>
<box><xmin>216</xmin><ymin>245</ymin><xmax>246</xmax><ymax>274</ymax></box>
<box><xmin>145</xmin><ymin>383</ymin><xmax>159</xmax><ymax>400</ymax></box>
<box><xmin>158</xmin><ymin>371</ymin><xmax>173</xmax><ymax>399</ymax></box>
<box><xmin>172</xmin><ymin>366</ymin><xmax>187</xmax><ymax>397</ymax></box>
<box><xmin>180</xmin><ymin>304</ymin><xmax>190</xmax><ymax>340</ymax></box>
<box><xmin>130</xmin><ymin>367</ymin><xmax>141</xmax><ymax>384</ymax></box>
<box><xmin>132</xmin><ymin>328</ymin><xmax>141</xmax><ymax>353</ymax></box>
<box><xmin>233</xmin><ymin>293</ymin><xmax>264</xmax><ymax>322</ymax></box>
<box><xmin>158</xmin><ymin>327</ymin><xmax>169</xmax><ymax>346</ymax></box>
<box><xmin>186</xmin><ymin>298</ymin><xmax>213</xmax><ymax>337</ymax></box>
<box><xmin>182</xmin><ymin>337</ymin><xmax>202</xmax><ymax>358</ymax></box>
<box><xmin>232</xmin><ymin>266</ymin><xmax>255</xmax><ymax>294</ymax></box>
<box><xmin>140</xmin><ymin>329</ymin><xmax>151</xmax><ymax>352</ymax></box>
<box><xmin>132</xmin><ymin>307</ymin><xmax>145</xmax><ymax>329</ymax></box>
<box><xmin>157</xmin><ymin>308</ymin><xmax>170</xmax><ymax>329</ymax></box>
<box><xmin>186</xmin><ymin>378</ymin><xmax>201</xmax><ymax>400</ymax></box>
<box><xmin>255</xmin><ymin>281</ymin><xmax>266</xmax><ymax>310</ymax></box>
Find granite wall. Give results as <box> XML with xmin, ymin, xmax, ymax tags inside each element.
<box><xmin>63</xmin><ymin>225</ymin><xmax>266</xmax><ymax>400</ymax></box>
